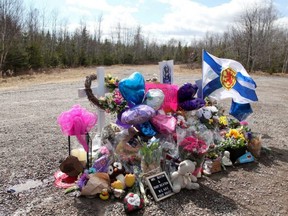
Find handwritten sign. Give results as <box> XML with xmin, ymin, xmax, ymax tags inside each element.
<box><xmin>146</xmin><ymin>172</ymin><xmax>174</xmax><ymax>202</ymax></box>
<box><xmin>145</xmin><ymin>83</ymin><xmax>178</xmax><ymax>113</ymax></box>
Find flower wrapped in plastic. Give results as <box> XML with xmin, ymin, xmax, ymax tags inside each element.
<box><xmin>196</xmin><ymin>105</ymin><xmax>219</xmax><ymax>129</ymax></box>
<box><xmin>178</xmin><ymin>135</ymin><xmax>209</xmax><ymax>166</ymax></box>
<box><xmin>98</xmin><ymin>89</ymin><xmax>127</xmax><ymax>114</ymax></box>
<box><xmin>139</xmin><ymin>137</ymin><xmax>162</xmax><ymax>176</ymax></box>
<box><xmin>105</xmin><ymin>74</ymin><xmax>119</xmax><ymax>92</ymax></box>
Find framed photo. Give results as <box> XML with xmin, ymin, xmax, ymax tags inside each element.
<box><xmin>159</xmin><ymin>60</ymin><xmax>174</xmax><ymax>84</ymax></box>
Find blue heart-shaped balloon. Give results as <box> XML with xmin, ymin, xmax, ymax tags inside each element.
<box><xmin>119</xmin><ymin>72</ymin><xmax>145</xmax><ymax>107</ymax></box>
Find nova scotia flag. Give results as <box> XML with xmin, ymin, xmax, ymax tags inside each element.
<box><xmin>202</xmin><ymin>50</ymin><xmax>258</xmax><ymax>120</ymax></box>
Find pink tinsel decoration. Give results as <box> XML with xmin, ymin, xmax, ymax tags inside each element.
<box><xmin>57</xmin><ymin>105</ymin><xmax>98</xmax><ymax>152</ymax></box>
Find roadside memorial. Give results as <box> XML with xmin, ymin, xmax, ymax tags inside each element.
<box><xmin>54</xmin><ymin>51</ymin><xmax>262</xmax><ymax>213</ymax></box>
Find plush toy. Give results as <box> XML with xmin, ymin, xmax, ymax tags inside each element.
<box><xmin>196</xmin><ymin>106</ymin><xmax>218</xmax><ymax>120</ymax></box>
<box><xmin>108</xmin><ymin>161</ymin><xmax>136</xmax><ymax>190</ymax></box>
<box><xmin>108</xmin><ymin>162</ymin><xmax>127</xmax><ymax>189</ymax></box>
<box><xmin>101</xmin><ymin>123</ymin><xmax>121</xmax><ymax>146</ymax></box>
<box><xmin>177</xmin><ymin>83</ymin><xmax>205</xmax><ymax>111</ymax></box>
<box><xmin>196</xmin><ymin>105</ymin><xmax>219</xmax><ymax>129</ymax></box>
<box><xmin>171</xmin><ymin>160</ymin><xmax>200</xmax><ymax>193</ymax></box>
<box><xmin>99</xmin><ymin>188</ymin><xmax>110</xmax><ymax>200</ymax></box>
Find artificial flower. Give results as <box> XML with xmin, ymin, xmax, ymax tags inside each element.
<box><xmin>226</xmin><ymin>129</ymin><xmax>240</xmax><ymax>139</ymax></box>
<box><xmin>98</xmin><ymin>89</ymin><xmax>127</xmax><ymax>114</ymax></box>
<box><xmin>219</xmin><ymin>116</ymin><xmax>228</xmax><ymax>126</ymax></box>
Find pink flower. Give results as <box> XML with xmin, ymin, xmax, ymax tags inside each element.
<box><xmin>99</xmin><ymin>146</ymin><xmax>110</xmax><ymax>155</ymax></box>
<box><xmin>240</xmin><ymin>121</ymin><xmax>248</xmax><ymax>126</ymax></box>
<box><xmin>184</xmin><ymin>144</ymin><xmax>194</xmax><ymax>152</ymax></box>
<box><xmin>179</xmin><ymin>136</ymin><xmax>208</xmax><ymax>155</ymax></box>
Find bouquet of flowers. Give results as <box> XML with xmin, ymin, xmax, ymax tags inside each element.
<box><xmin>105</xmin><ymin>74</ymin><xmax>119</xmax><ymax>92</ymax></box>
<box><xmin>178</xmin><ymin>135</ymin><xmax>208</xmax><ymax>167</ymax></box>
<box><xmin>98</xmin><ymin>89</ymin><xmax>127</xmax><ymax>114</ymax></box>
<box><xmin>218</xmin><ymin>128</ymin><xmax>247</xmax><ymax>151</ymax></box>
<box><xmin>216</xmin><ymin>127</ymin><xmax>249</xmax><ymax>163</ymax></box>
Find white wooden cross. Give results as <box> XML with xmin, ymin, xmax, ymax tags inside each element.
<box><xmin>78</xmin><ymin>67</ymin><xmax>107</xmax><ymax>141</ymax></box>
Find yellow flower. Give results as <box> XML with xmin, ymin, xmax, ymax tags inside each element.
<box><xmin>109</xmin><ymin>78</ymin><xmax>115</xmax><ymax>84</ymax></box>
<box><xmin>226</xmin><ymin>129</ymin><xmax>240</xmax><ymax>139</ymax></box>
<box><xmin>238</xmin><ymin>133</ymin><xmax>245</xmax><ymax>140</ymax></box>
<box><xmin>219</xmin><ymin>116</ymin><xmax>228</xmax><ymax>125</ymax></box>
<box><xmin>209</xmin><ymin>119</ymin><xmax>214</xmax><ymax>124</ymax></box>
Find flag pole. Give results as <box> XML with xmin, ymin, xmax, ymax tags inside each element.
<box><xmin>201</xmin><ymin>49</ymin><xmax>204</xmax><ymax>100</ymax></box>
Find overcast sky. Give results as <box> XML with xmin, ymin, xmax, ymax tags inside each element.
<box><xmin>24</xmin><ymin>0</ymin><xmax>288</xmax><ymax>43</ymax></box>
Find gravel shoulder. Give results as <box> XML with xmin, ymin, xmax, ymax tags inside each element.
<box><xmin>0</xmin><ymin>65</ymin><xmax>288</xmax><ymax>216</ymax></box>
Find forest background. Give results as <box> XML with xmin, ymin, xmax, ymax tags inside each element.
<box><xmin>1</xmin><ymin>0</ymin><xmax>288</xmax><ymax>77</ymax></box>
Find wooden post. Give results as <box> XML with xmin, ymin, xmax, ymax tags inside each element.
<box><xmin>78</xmin><ymin>67</ymin><xmax>107</xmax><ymax>145</ymax></box>
<box><xmin>96</xmin><ymin>67</ymin><xmax>105</xmax><ymax>135</ymax></box>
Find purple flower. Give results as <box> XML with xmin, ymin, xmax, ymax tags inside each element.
<box><xmin>77</xmin><ymin>172</ymin><xmax>89</xmax><ymax>190</ymax></box>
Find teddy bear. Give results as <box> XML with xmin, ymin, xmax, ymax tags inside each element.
<box><xmin>170</xmin><ymin>160</ymin><xmax>200</xmax><ymax>193</ymax></box>
<box><xmin>177</xmin><ymin>83</ymin><xmax>205</xmax><ymax>111</ymax></box>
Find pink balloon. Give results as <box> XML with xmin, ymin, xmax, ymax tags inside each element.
<box><xmin>150</xmin><ymin>114</ymin><xmax>177</xmax><ymax>134</ymax></box>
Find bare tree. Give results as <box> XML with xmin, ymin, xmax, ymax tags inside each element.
<box><xmin>232</xmin><ymin>0</ymin><xmax>278</xmax><ymax>72</ymax></box>
<box><xmin>0</xmin><ymin>0</ymin><xmax>23</xmax><ymax>76</ymax></box>
<box><xmin>96</xmin><ymin>13</ymin><xmax>103</xmax><ymax>43</ymax></box>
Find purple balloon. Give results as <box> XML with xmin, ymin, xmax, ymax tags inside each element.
<box><xmin>121</xmin><ymin>105</ymin><xmax>156</xmax><ymax>125</ymax></box>
<box><xmin>116</xmin><ymin>110</ymin><xmax>131</xmax><ymax>129</ymax></box>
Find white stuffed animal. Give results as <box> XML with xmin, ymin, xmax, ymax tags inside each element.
<box><xmin>196</xmin><ymin>106</ymin><xmax>218</xmax><ymax>120</ymax></box>
<box><xmin>171</xmin><ymin>160</ymin><xmax>200</xmax><ymax>193</ymax></box>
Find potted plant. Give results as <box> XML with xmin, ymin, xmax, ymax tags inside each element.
<box><xmin>217</xmin><ymin>128</ymin><xmax>248</xmax><ymax>163</ymax></box>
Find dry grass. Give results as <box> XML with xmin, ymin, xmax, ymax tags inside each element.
<box><xmin>1</xmin><ymin>64</ymin><xmax>286</xmax><ymax>91</ymax></box>
<box><xmin>0</xmin><ymin>65</ymin><xmax>202</xmax><ymax>90</ymax></box>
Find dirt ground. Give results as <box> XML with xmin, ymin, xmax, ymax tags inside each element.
<box><xmin>0</xmin><ymin>65</ymin><xmax>288</xmax><ymax>216</ymax></box>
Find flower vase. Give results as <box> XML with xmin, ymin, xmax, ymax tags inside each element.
<box><xmin>193</xmin><ymin>166</ymin><xmax>202</xmax><ymax>178</ymax></box>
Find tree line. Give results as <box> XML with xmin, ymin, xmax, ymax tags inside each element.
<box><xmin>0</xmin><ymin>0</ymin><xmax>287</xmax><ymax>77</ymax></box>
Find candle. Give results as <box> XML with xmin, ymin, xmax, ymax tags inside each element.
<box><xmin>71</xmin><ymin>149</ymin><xmax>87</xmax><ymax>162</ymax></box>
